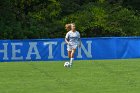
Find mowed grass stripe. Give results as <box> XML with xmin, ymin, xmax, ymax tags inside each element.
<box><xmin>0</xmin><ymin>59</ymin><xmax>139</xmax><ymax>93</ymax></box>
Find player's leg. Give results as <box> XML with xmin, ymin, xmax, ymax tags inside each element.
<box><xmin>69</xmin><ymin>45</ymin><xmax>78</xmax><ymax>66</ymax></box>
<box><xmin>68</xmin><ymin>51</ymin><xmax>71</xmax><ymax>58</ymax></box>
<box><xmin>69</xmin><ymin>48</ymin><xmax>76</xmax><ymax>66</ymax></box>
<box><xmin>67</xmin><ymin>45</ymin><xmax>72</xmax><ymax>64</ymax></box>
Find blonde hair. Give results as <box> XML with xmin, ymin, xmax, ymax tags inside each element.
<box><xmin>65</xmin><ymin>24</ymin><xmax>71</xmax><ymax>31</ymax></box>
<box><xmin>71</xmin><ymin>23</ymin><xmax>75</xmax><ymax>26</ymax></box>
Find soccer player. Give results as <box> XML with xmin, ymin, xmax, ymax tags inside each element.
<box><xmin>65</xmin><ymin>23</ymin><xmax>81</xmax><ymax>67</ymax></box>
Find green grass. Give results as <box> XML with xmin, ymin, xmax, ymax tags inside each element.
<box><xmin>0</xmin><ymin>59</ymin><xmax>140</xmax><ymax>93</ymax></box>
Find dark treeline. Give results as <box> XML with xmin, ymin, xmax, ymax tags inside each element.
<box><xmin>0</xmin><ymin>0</ymin><xmax>140</xmax><ymax>39</ymax></box>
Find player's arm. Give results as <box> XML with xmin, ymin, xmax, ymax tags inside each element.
<box><xmin>65</xmin><ymin>38</ymin><xmax>69</xmax><ymax>45</ymax></box>
<box><xmin>65</xmin><ymin>33</ymin><xmax>69</xmax><ymax>45</ymax></box>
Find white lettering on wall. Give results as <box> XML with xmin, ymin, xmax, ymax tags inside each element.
<box><xmin>77</xmin><ymin>41</ymin><xmax>92</xmax><ymax>58</ymax></box>
<box><xmin>61</xmin><ymin>42</ymin><xmax>68</xmax><ymax>58</ymax></box>
<box><xmin>44</xmin><ymin>42</ymin><xmax>57</xmax><ymax>59</ymax></box>
<box><xmin>0</xmin><ymin>43</ymin><xmax>8</xmax><ymax>60</ymax></box>
<box><xmin>11</xmin><ymin>43</ymin><xmax>23</xmax><ymax>60</ymax></box>
<box><xmin>26</xmin><ymin>42</ymin><xmax>41</xmax><ymax>60</ymax></box>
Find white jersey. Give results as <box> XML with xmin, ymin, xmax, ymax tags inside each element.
<box><xmin>65</xmin><ymin>30</ymin><xmax>80</xmax><ymax>46</ymax></box>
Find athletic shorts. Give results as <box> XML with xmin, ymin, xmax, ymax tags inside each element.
<box><xmin>67</xmin><ymin>44</ymin><xmax>78</xmax><ymax>51</ymax></box>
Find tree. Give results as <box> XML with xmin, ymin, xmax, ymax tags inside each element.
<box><xmin>0</xmin><ymin>0</ymin><xmax>140</xmax><ymax>39</ymax></box>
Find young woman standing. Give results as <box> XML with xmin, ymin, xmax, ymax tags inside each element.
<box><xmin>65</xmin><ymin>23</ymin><xmax>81</xmax><ymax>67</ymax></box>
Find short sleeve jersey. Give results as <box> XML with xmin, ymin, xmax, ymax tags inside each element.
<box><xmin>65</xmin><ymin>30</ymin><xmax>80</xmax><ymax>45</ymax></box>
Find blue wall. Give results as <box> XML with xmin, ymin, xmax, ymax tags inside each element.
<box><xmin>0</xmin><ymin>37</ymin><xmax>140</xmax><ymax>62</ymax></box>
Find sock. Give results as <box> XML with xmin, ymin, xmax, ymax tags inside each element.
<box><xmin>70</xmin><ymin>58</ymin><xmax>74</xmax><ymax>65</ymax></box>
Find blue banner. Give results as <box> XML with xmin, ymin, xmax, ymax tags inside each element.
<box><xmin>0</xmin><ymin>37</ymin><xmax>140</xmax><ymax>62</ymax></box>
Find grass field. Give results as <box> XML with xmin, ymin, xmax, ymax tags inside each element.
<box><xmin>0</xmin><ymin>59</ymin><xmax>140</xmax><ymax>93</ymax></box>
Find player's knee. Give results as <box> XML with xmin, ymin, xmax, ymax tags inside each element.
<box><xmin>71</xmin><ymin>53</ymin><xmax>74</xmax><ymax>57</ymax></box>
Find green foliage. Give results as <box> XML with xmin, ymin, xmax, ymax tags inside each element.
<box><xmin>123</xmin><ymin>0</ymin><xmax>140</xmax><ymax>11</ymax></box>
<box><xmin>0</xmin><ymin>0</ymin><xmax>140</xmax><ymax>39</ymax></box>
<box><xmin>106</xmin><ymin>7</ymin><xmax>140</xmax><ymax>36</ymax></box>
<box><xmin>61</xmin><ymin>2</ymin><xmax>140</xmax><ymax>37</ymax></box>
